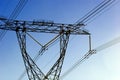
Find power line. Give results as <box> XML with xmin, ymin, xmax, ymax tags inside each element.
<box><xmin>0</xmin><ymin>0</ymin><xmax>28</xmax><ymax>41</ymax></box>
<box><xmin>9</xmin><ymin>0</ymin><xmax>28</xmax><ymax>19</ymax></box>
<box><xmin>75</xmin><ymin>0</ymin><xmax>116</xmax><ymax>25</ymax></box>
<box><xmin>87</xmin><ymin>0</ymin><xmax>120</xmax><ymax>24</ymax></box>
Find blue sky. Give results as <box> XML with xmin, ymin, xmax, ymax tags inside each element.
<box><xmin>0</xmin><ymin>0</ymin><xmax>120</xmax><ymax>80</ymax></box>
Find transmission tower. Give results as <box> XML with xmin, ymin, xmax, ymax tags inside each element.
<box><xmin>0</xmin><ymin>0</ymin><xmax>116</xmax><ymax>80</ymax></box>
<box><xmin>0</xmin><ymin>18</ymin><xmax>89</xmax><ymax>80</ymax></box>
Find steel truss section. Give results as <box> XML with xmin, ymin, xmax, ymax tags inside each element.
<box><xmin>16</xmin><ymin>29</ymin><xmax>70</xmax><ymax>80</ymax></box>
<box><xmin>0</xmin><ymin>18</ymin><xmax>90</xmax><ymax>35</ymax></box>
<box><xmin>43</xmin><ymin>30</ymin><xmax>70</xmax><ymax>80</ymax></box>
<box><xmin>16</xmin><ymin>30</ymin><xmax>45</xmax><ymax>80</ymax></box>
<box><xmin>0</xmin><ymin>18</ymin><xmax>90</xmax><ymax>80</ymax></box>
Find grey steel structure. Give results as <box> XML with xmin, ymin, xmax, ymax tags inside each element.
<box><xmin>0</xmin><ymin>0</ymin><xmax>115</xmax><ymax>80</ymax></box>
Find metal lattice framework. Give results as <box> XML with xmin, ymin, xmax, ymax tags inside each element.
<box><xmin>0</xmin><ymin>18</ymin><xmax>90</xmax><ymax>80</ymax></box>
<box><xmin>0</xmin><ymin>0</ymin><xmax>116</xmax><ymax>80</ymax></box>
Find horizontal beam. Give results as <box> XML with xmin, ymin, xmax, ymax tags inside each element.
<box><xmin>0</xmin><ymin>18</ymin><xmax>90</xmax><ymax>35</ymax></box>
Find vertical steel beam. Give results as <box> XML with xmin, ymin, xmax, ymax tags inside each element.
<box><xmin>16</xmin><ymin>29</ymin><xmax>45</xmax><ymax>80</ymax></box>
<box><xmin>43</xmin><ymin>30</ymin><xmax>70</xmax><ymax>80</ymax></box>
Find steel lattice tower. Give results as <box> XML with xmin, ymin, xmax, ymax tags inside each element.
<box><xmin>0</xmin><ymin>0</ymin><xmax>116</xmax><ymax>80</ymax></box>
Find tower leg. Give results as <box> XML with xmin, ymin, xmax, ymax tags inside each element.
<box><xmin>44</xmin><ymin>30</ymin><xmax>70</xmax><ymax>80</ymax></box>
<box><xmin>16</xmin><ymin>30</ymin><xmax>45</xmax><ymax>80</ymax></box>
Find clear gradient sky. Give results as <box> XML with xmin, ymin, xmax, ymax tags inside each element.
<box><xmin>0</xmin><ymin>0</ymin><xmax>120</xmax><ymax>80</ymax></box>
